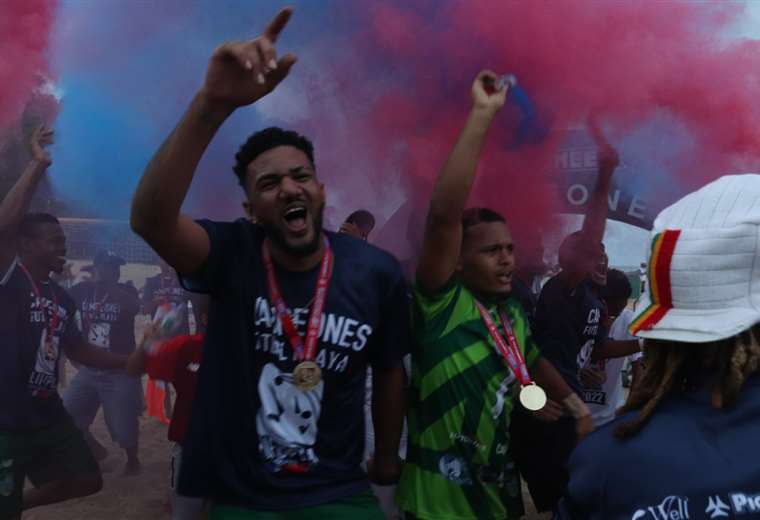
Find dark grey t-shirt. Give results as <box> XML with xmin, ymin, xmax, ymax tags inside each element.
<box><xmin>69</xmin><ymin>281</ymin><xmax>139</xmax><ymax>356</ymax></box>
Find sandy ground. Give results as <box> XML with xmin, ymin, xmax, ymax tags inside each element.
<box><xmin>24</xmin><ymin>387</ymin><xmax>174</xmax><ymax>520</ymax></box>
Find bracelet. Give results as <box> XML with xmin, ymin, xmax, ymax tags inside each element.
<box><xmin>562</xmin><ymin>393</ymin><xmax>591</xmax><ymax>419</ymax></box>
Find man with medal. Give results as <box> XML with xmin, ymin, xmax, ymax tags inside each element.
<box><xmin>130</xmin><ymin>8</ymin><xmax>410</xmax><ymax>518</ymax></box>
<box><xmin>0</xmin><ymin>127</ymin><xmax>129</xmax><ymax>519</ymax></box>
<box><xmin>396</xmin><ymin>71</ymin><xmax>594</xmax><ymax>520</ymax></box>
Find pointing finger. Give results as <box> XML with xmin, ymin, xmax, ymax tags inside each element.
<box><xmin>263</xmin><ymin>7</ymin><xmax>293</xmax><ymax>43</ymax></box>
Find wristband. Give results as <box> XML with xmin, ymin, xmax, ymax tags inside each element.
<box><xmin>563</xmin><ymin>393</ymin><xmax>591</xmax><ymax>419</ymax></box>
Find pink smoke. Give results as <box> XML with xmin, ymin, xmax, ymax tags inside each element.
<box><xmin>0</xmin><ymin>0</ymin><xmax>56</xmax><ymax>133</ymax></box>
<box><xmin>303</xmin><ymin>1</ymin><xmax>760</xmax><ymax>260</ymax></box>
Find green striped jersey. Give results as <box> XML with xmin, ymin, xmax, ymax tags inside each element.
<box><xmin>397</xmin><ymin>279</ymin><xmax>541</xmax><ymax>520</ymax></box>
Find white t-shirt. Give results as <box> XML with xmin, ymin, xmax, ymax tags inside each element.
<box><xmin>582</xmin><ymin>308</ymin><xmax>640</xmax><ymax>427</ymax></box>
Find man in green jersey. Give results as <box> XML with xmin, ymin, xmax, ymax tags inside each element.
<box><xmin>396</xmin><ymin>71</ymin><xmax>594</xmax><ymax>520</ymax></box>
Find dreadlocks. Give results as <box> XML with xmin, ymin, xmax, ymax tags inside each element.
<box><xmin>615</xmin><ymin>324</ymin><xmax>760</xmax><ymax>439</ymax></box>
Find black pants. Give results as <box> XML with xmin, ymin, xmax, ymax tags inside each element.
<box><xmin>510</xmin><ymin>409</ymin><xmax>577</xmax><ymax>513</ymax></box>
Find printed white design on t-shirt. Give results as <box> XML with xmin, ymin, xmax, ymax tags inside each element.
<box><xmin>29</xmin><ymin>328</ymin><xmax>61</xmax><ymax>395</ymax></box>
<box><xmin>490</xmin><ymin>373</ymin><xmax>516</xmax><ymax>420</ymax></box>
<box><xmin>88</xmin><ymin>322</ymin><xmax>111</xmax><ymax>349</ymax></box>
<box><xmin>438</xmin><ymin>454</ymin><xmax>471</xmax><ymax>485</ymax></box>
<box><xmin>632</xmin><ymin>495</ymin><xmax>690</xmax><ymax>519</ymax></box>
<box><xmin>576</xmin><ymin>339</ymin><xmax>595</xmax><ymax>370</ymax></box>
<box><xmin>253</xmin><ymin>297</ymin><xmax>372</xmax><ymax>374</ymax></box>
<box><xmin>705</xmin><ymin>495</ymin><xmax>730</xmax><ymax>518</ymax></box>
<box><xmin>256</xmin><ymin>363</ymin><xmax>324</xmax><ymax>473</ymax></box>
<box><xmin>730</xmin><ymin>492</ymin><xmax>760</xmax><ymax>515</ymax></box>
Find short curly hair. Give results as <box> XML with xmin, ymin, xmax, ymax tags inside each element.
<box><xmin>233</xmin><ymin>127</ymin><xmax>315</xmax><ymax>187</ymax></box>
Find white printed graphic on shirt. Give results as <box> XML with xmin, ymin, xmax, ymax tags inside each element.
<box><xmin>576</xmin><ymin>339</ymin><xmax>595</xmax><ymax>371</ymax></box>
<box><xmin>253</xmin><ymin>297</ymin><xmax>373</xmax><ymax>376</ymax></box>
<box><xmin>256</xmin><ymin>363</ymin><xmax>324</xmax><ymax>473</ymax></box>
<box><xmin>88</xmin><ymin>322</ymin><xmax>111</xmax><ymax>349</ymax></box>
<box><xmin>632</xmin><ymin>495</ymin><xmax>690</xmax><ymax>519</ymax></box>
<box><xmin>29</xmin><ymin>328</ymin><xmax>61</xmax><ymax>396</ymax></box>
<box><xmin>491</xmin><ymin>373</ymin><xmax>516</xmax><ymax>420</ymax></box>
<box><xmin>28</xmin><ymin>297</ymin><xmax>71</xmax><ymax>396</ymax></box>
<box><xmin>438</xmin><ymin>454</ymin><xmax>471</xmax><ymax>485</ymax></box>
<box><xmin>581</xmin><ymin>309</ymin><xmax>639</xmax><ymax>427</ymax></box>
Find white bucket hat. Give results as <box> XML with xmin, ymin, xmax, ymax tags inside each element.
<box><xmin>630</xmin><ymin>174</ymin><xmax>760</xmax><ymax>343</ymax></box>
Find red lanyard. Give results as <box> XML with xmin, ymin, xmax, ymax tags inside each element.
<box><xmin>475</xmin><ymin>301</ymin><xmax>532</xmax><ymax>387</ymax></box>
<box><xmin>262</xmin><ymin>238</ymin><xmax>333</xmax><ymax>361</ymax></box>
<box><xmin>19</xmin><ymin>262</ymin><xmax>60</xmax><ymax>338</ymax></box>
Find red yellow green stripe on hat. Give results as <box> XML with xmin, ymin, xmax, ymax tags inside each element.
<box><xmin>629</xmin><ymin>229</ymin><xmax>682</xmax><ymax>335</ymax></box>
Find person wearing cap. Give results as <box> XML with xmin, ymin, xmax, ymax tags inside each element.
<box><xmin>397</xmin><ymin>71</ymin><xmax>592</xmax><ymax>520</ymax></box>
<box><xmin>558</xmin><ymin>174</ymin><xmax>760</xmax><ymax>519</ymax></box>
<box><xmin>0</xmin><ymin>127</ymin><xmax>128</xmax><ymax>518</ymax></box>
<box><xmin>339</xmin><ymin>210</ymin><xmax>376</xmax><ymax>241</ymax></box>
<box><xmin>64</xmin><ymin>250</ymin><xmax>142</xmax><ymax>475</ymax></box>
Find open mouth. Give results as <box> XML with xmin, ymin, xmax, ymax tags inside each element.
<box><xmin>497</xmin><ymin>272</ymin><xmax>513</xmax><ymax>285</ymax></box>
<box><xmin>283</xmin><ymin>205</ymin><xmax>309</xmax><ymax>235</ymax></box>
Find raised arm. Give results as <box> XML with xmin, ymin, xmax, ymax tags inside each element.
<box><xmin>130</xmin><ymin>8</ymin><xmax>297</xmax><ymax>275</ymax></box>
<box><xmin>562</xmin><ymin>125</ymin><xmax>620</xmax><ymax>284</ymax></box>
<box><xmin>0</xmin><ymin>126</ymin><xmax>53</xmax><ymax>274</ymax></box>
<box><xmin>416</xmin><ymin>71</ymin><xmax>507</xmax><ymax>292</ymax></box>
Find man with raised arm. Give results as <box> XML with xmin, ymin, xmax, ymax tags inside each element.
<box><xmin>0</xmin><ymin>127</ymin><xmax>127</xmax><ymax>519</ymax></box>
<box><xmin>130</xmin><ymin>8</ymin><xmax>409</xmax><ymax>519</ymax></box>
<box><xmin>395</xmin><ymin>71</ymin><xmax>593</xmax><ymax>520</ymax></box>
<box><xmin>510</xmin><ymin>126</ymin><xmax>639</xmax><ymax>514</ymax></box>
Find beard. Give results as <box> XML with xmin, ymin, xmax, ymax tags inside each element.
<box><xmin>261</xmin><ymin>206</ymin><xmax>324</xmax><ymax>258</ymax></box>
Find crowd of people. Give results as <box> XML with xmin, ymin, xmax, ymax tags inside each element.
<box><xmin>2</xmin><ymin>7</ymin><xmax>760</xmax><ymax>520</ymax></box>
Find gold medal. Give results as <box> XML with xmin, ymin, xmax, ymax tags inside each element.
<box><xmin>519</xmin><ymin>383</ymin><xmax>547</xmax><ymax>411</ymax></box>
<box><xmin>293</xmin><ymin>361</ymin><xmax>322</xmax><ymax>391</ymax></box>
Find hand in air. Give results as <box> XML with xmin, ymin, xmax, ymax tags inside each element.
<box><xmin>30</xmin><ymin>125</ymin><xmax>54</xmax><ymax>166</ymax></box>
<box><xmin>471</xmin><ymin>70</ymin><xmax>508</xmax><ymax>114</ymax></box>
<box><xmin>201</xmin><ymin>7</ymin><xmax>298</xmax><ymax>112</ymax></box>
<box><xmin>588</xmin><ymin>116</ymin><xmax>620</xmax><ymax>176</ymax></box>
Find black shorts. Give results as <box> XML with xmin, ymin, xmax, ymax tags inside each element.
<box><xmin>0</xmin><ymin>417</ymin><xmax>100</xmax><ymax>517</ymax></box>
<box><xmin>510</xmin><ymin>409</ymin><xmax>577</xmax><ymax>513</ymax></box>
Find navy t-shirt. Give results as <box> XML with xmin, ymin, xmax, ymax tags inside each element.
<box><xmin>69</xmin><ymin>281</ymin><xmax>139</xmax><ymax>356</ymax></box>
<box><xmin>533</xmin><ymin>276</ymin><xmax>607</xmax><ymax>394</ymax></box>
<box><xmin>177</xmin><ymin>219</ymin><xmax>410</xmax><ymax>510</ymax></box>
<box><xmin>558</xmin><ymin>375</ymin><xmax>760</xmax><ymax>519</ymax></box>
<box><xmin>0</xmin><ymin>259</ymin><xmax>83</xmax><ymax>431</ymax></box>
